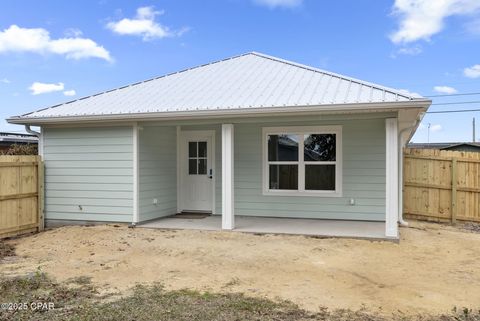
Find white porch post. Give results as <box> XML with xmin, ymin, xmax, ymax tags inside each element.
<box><xmin>385</xmin><ymin>118</ymin><xmax>399</xmax><ymax>238</ymax></box>
<box><xmin>176</xmin><ymin>126</ymin><xmax>181</xmax><ymax>214</ymax></box>
<box><xmin>222</xmin><ymin>124</ymin><xmax>234</xmax><ymax>230</ymax></box>
<box><xmin>132</xmin><ymin>122</ymin><xmax>139</xmax><ymax>224</ymax></box>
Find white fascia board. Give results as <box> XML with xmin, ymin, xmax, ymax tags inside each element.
<box><xmin>7</xmin><ymin>100</ymin><xmax>431</xmax><ymax>125</ymax></box>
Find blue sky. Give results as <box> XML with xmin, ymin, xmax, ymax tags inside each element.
<box><xmin>1</xmin><ymin>0</ymin><xmax>480</xmax><ymax>142</ymax></box>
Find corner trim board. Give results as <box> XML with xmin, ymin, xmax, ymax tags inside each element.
<box><xmin>176</xmin><ymin>126</ymin><xmax>181</xmax><ymax>213</ymax></box>
<box><xmin>133</xmin><ymin>123</ymin><xmax>139</xmax><ymax>223</ymax></box>
<box><xmin>385</xmin><ymin>118</ymin><xmax>399</xmax><ymax>238</ymax></box>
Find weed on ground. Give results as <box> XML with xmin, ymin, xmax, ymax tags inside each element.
<box><xmin>462</xmin><ymin>222</ymin><xmax>480</xmax><ymax>233</ymax></box>
<box><xmin>0</xmin><ymin>273</ymin><xmax>479</xmax><ymax>321</ymax></box>
<box><xmin>0</xmin><ymin>241</ymin><xmax>15</xmax><ymax>260</ymax></box>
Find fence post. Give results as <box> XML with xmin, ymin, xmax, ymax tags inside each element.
<box><xmin>37</xmin><ymin>158</ymin><xmax>45</xmax><ymax>231</ymax></box>
<box><xmin>451</xmin><ymin>158</ymin><xmax>457</xmax><ymax>225</ymax></box>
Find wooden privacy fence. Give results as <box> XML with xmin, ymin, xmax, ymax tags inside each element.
<box><xmin>404</xmin><ymin>148</ymin><xmax>480</xmax><ymax>223</ymax></box>
<box><xmin>0</xmin><ymin>155</ymin><xmax>44</xmax><ymax>238</ymax></box>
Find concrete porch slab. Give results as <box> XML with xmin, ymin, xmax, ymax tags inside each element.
<box><xmin>139</xmin><ymin>215</ymin><xmax>387</xmax><ymax>240</ymax></box>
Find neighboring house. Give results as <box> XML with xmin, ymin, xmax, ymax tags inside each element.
<box><xmin>0</xmin><ymin>132</ymin><xmax>38</xmax><ymax>152</ymax></box>
<box><xmin>7</xmin><ymin>52</ymin><xmax>431</xmax><ymax>239</ymax></box>
<box><xmin>408</xmin><ymin>142</ymin><xmax>480</xmax><ymax>153</ymax></box>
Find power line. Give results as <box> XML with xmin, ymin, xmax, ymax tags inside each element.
<box><xmin>426</xmin><ymin>92</ymin><xmax>480</xmax><ymax>98</ymax></box>
<box><xmin>426</xmin><ymin>108</ymin><xmax>480</xmax><ymax>114</ymax></box>
<box><xmin>392</xmin><ymin>79</ymin><xmax>480</xmax><ymax>87</ymax></box>
<box><xmin>431</xmin><ymin>100</ymin><xmax>480</xmax><ymax>106</ymax></box>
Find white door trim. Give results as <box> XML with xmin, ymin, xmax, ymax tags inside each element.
<box><xmin>177</xmin><ymin>130</ymin><xmax>216</xmax><ymax>213</ymax></box>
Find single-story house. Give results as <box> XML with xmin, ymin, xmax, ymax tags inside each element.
<box><xmin>7</xmin><ymin>52</ymin><xmax>431</xmax><ymax>239</ymax></box>
<box><xmin>408</xmin><ymin>142</ymin><xmax>480</xmax><ymax>152</ymax></box>
<box><xmin>0</xmin><ymin>132</ymin><xmax>38</xmax><ymax>152</ymax></box>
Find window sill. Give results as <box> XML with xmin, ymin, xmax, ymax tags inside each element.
<box><xmin>262</xmin><ymin>190</ymin><xmax>343</xmax><ymax>197</ymax></box>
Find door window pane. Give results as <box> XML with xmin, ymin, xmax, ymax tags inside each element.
<box><xmin>305</xmin><ymin>165</ymin><xmax>335</xmax><ymax>190</ymax></box>
<box><xmin>189</xmin><ymin>142</ymin><xmax>197</xmax><ymax>158</ymax></box>
<box><xmin>268</xmin><ymin>134</ymin><xmax>298</xmax><ymax>161</ymax></box>
<box><xmin>198</xmin><ymin>159</ymin><xmax>207</xmax><ymax>175</ymax></box>
<box><xmin>198</xmin><ymin>142</ymin><xmax>207</xmax><ymax>157</ymax></box>
<box><xmin>304</xmin><ymin>134</ymin><xmax>336</xmax><ymax>161</ymax></box>
<box><xmin>269</xmin><ymin>165</ymin><xmax>298</xmax><ymax>190</ymax></box>
<box><xmin>189</xmin><ymin>159</ymin><xmax>197</xmax><ymax>175</ymax></box>
<box><xmin>188</xmin><ymin>141</ymin><xmax>208</xmax><ymax>175</ymax></box>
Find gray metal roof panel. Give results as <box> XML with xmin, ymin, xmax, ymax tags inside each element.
<box><xmin>13</xmin><ymin>52</ymin><xmax>425</xmax><ymax>120</ymax></box>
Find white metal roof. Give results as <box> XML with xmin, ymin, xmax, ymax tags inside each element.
<box><xmin>0</xmin><ymin>132</ymin><xmax>38</xmax><ymax>143</ymax></box>
<box><xmin>9</xmin><ymin>52</ymin><xmax>429</xmax><ymax>123</ymax></box>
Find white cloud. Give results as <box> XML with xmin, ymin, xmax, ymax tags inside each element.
<box><xmin>398</xmin><ymin>88</ymin><xmax>422</xmax><ymax>98</ymax></box>
<box><xmin>465</xmin><ymin>18</ymin><xmax>480</xmax><ymax>35</ymax></box>
<box><xmin>464</xmin><ymin>64</ymin><xmax>480</xmax><ymax>78</ymax></box>
<box><xmin>397</xmin><ymin>46</ymin><xmax>422</xmax><ymax>55</ymax></box>
<box><xmin>418</xmin><ymin>123</ymin><xmax>442</xmax><ymax>132</ymax></box>
<box><xmin>253</xmin><ymin>0</ymin><xmax>303</xmax><ymax>8</ymax></box>
<box><xmin>391</xmin><ymin>45</ymin><xmax>423</xmax><ymax>58</ymax></box>
<box><xmin>433</xmin><ymin>86</ymin><xmax>458</xmax><ymax>94</ymax></box>
<box><xmin>0</xmin><ymin>78</ymin><xmax>10</xmax><ymax>84</ymax></box>
<box><xmin>63</xmin><ymin>89</ymin><xmax>76</xmax><ymax>96</ymax></box>
<box><xmin>64</xmin><ymin>28</ymin><xmax>83</xmax><ymax>38</ymax></box>
<box><xmin>107</xmin><ymin>6</ymin><xmax>187</xmax><ymax>41</ymax></box>
<box><xmin>0</xmin><ymin>25</ymin><xmax>112</xmax><ymax>61</ymax></box>
<box><xmin>390</xmin><ymin>0</ymin><xmax>480</xmax><ymax>44</ymax></box>
<box><xmin>29</xmin><ymin>82</ymin><xmax>64</xmax><ymax>95</ymax></box>
<box><xmin>430</xmin><ymin>124</ymin><xmax>442</xmax><ymax>132</ymax></box>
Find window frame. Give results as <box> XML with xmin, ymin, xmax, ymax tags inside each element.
<box><xmin>262</xmin><ymin>126</ymin><xmax>342</xmax><ymax>197</ymax></box>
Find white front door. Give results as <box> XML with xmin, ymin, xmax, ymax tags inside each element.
<box><xmin>179</xmin><ymin>131</ymin><xmax>215</xmax><ymax>212</ymax></box>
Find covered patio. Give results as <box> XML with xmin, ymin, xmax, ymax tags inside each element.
<box><xmin>134</xmin><ymin>116</ymin><xmax>400</xmax><ymax>239</ymax></box>
<box><xmin>139</xmin><ymin>215</ymin><xmax>386</xmax><ymax>239</ymax></box>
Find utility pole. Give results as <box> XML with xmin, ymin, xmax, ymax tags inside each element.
<box><xmin>473</xmin><ymin>117</ymin><xmax>476</xmax><ymax>143</ymax></box>
<box><xmin>427</xmin><ymin>123</ymin><xmax>431</xmax><ymax>143</ymax></box>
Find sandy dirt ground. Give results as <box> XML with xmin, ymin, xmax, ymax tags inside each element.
<box><xmin>1</xmin><ymin>221</ymin><xmax>480</xmax><ymax>316</ymax></box>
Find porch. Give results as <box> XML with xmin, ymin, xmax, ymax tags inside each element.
<box><xmin>134</xmin><ymin>113</ymin><xmax>400</xmax><ymax>239</ymax></box>
<box><xmin>139</xmin><ymin>215</ymin><xmax>386</xmax><ymax>239</ymax></box>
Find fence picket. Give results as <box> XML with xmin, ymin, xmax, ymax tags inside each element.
<box><xmin>0</xmin><ymin>155</ymin><xmax>43</xmax><ymax>238</ymax></box>
<box><xmin>404</xmin><ymin>148</ymin><xmax>480</xmax><ymax>223</ymax></box>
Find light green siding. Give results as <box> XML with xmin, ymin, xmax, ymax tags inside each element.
<box><xmin>138</xmin><ymin>126</ymin><xmax>177</xmax><ymax>221</ymax></box>
<box><xmin>178</xmin><ymin>114</ymin><xmax>388</xmax><ymax>221</ymax></box>
<box><xmin>43</xmin><ymin>126</ymin><xmax>134</xmax><ymax>222</ymax></box>
<box><xmin>234</xmin><ymin>117</ymin><xmax>386</xmax><ymax>221</ymax></box>
<box><xmin>42</xmin><ymin>112</ymin><xmax>389</xmax><ymax>224</ymax></box>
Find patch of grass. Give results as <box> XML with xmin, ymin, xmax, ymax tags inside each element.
<box><xmin>0</xmin><ymin>273</ymin><xmax>479</xmax><ymax>321</ymax></box>
<box><xmin>68</xmin><ymin>285</ymin><xmax>318</xmax><ymax>321</ymax></box>
<box><xmin>0</xmin><ymin>270</ymin><xmax>97</xmax><ymax>321</ymax></box>
<box><xmin>0</xmin><ymin>241</ymin><xmax>15</xmax><ymax>260</ymax></box>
